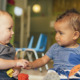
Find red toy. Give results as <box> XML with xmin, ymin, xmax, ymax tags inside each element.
<box><xmin>18</xmin><ymin>73</ymin><xmax>29</xmax><ymax>80</ymax></box>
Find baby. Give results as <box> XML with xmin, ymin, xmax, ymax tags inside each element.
<box><xmin>0</xmin><ymin>10</ymin><xmax>28</xmax><ymax>80</ymax></box>
<box><xmin>26</xmin><ymin>9</ymin><xmax>80</xmax><ymax>79</ymax></box>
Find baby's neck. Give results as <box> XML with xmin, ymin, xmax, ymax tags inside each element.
<box><xmin>65</xmin><ymin>43</ymin><xmax>79</xmax><ymax>48</ymax></box>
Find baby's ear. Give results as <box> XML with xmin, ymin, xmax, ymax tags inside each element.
<box><xmin>73</xmin><ymin>31</ymin><xmax>80</xmax><ymax>40</ymax></box>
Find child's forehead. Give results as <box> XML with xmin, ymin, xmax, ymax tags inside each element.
<box><xmin>55</xmin><ymin>19</ymin><xmax>70</xmax><ymax>27</ymax></box>
<box><xmin>0</xmin><ymin>14</ymin><xmax>13</xmax><ymax>26</ymax></box>
<box><xmin>0</xmin><ymin>14</ymin><xmax>13</xmax><ymax>22</ymax></box>
<box><xmin>0</xmin><ymin>11</ymin><xmax>12</xmax><ymax>19</ymax></box>
<box><xmin>54</xmin><ymin>20</ymin><xmax>73</xmax><ymax>30</ymax></box>
<box><xmin>0</xmin><ymin>14</ymin><xmax>11</xmax><ymax>19</ymax></box>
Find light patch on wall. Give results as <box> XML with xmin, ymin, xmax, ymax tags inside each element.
<box><xmin>14</xmin><ymin>6</ymin><xmax>23</xmax><ymax>16</ymax></box>
<box><xmin>50</xmin><ymin>20</ymin><xmax>54</xmax><ymax>28</ymax></box>
<box><xmin>32</xmin><ymin>4</ymin><xmax>41</xmax><ymax>13</ymax></box>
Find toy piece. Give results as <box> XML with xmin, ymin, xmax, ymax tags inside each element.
<box><xmin>68</xmin><ymin>64</ymin><xmax>80</xmax><ymax>80</ymax></box>
<box><xmin>6</xmin><ymin>69</ymin><xmax>29</xmax><ymax>80</ymax></box>
<box><xmin>6</xmin><ymin>69</ymin><xmax>14</xmax><ymax>77</ymax></box>
<box><xmin>18</xmin><ymin>73</ymin><xmax>29</xmax><ymax>80</ymax></box>
<box><xmin>43</xmin><ymin>70</ymin><xmax>60</xmax><ymax>80</ymax></box>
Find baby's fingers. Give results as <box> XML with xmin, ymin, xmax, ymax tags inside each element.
<box><xmin>16</xmin><ymin>59</ymin><xmax>29</xmax><ymax>67</ymax></box>
<box><xmin>21</xmin><ymin>60</ymin><xmax>29</xmax><ymax>68</ymax></box>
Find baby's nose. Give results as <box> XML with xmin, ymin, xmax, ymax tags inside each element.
<box><xmin>55</xmin><ymin>33</ymin><xmax>60</xmax><ymax>38</ymax></box>
<box><xmin>12</xmin><ymin>30</ymin><xmax>14</xmax><ymax>34</ymax></box>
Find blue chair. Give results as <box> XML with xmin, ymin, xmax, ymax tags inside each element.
<box><xmin>27</xmin><ymin>36</ymin><xmax>34</xmax><ymax>48</ymax></box>
<box><xmin>23</xmin><ymin>33</ymin><xmax>49</xmax><ymax>71</ymax></box>
<box><xmin>15</xmin><ymin>36</ymin><xmax>34</xmax><ymax>59</ymax></box>
<box><xmin>22</xmin><ymin>36</ymin><xmax>34</xmax><ymax>61</ymax></box>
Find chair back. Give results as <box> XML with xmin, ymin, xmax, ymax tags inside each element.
<box><xmin>22</xmin><ymin>36</ymin><xmax>34</xmax><ymax>51</ymax></box>
<box><xmin>28</xmin><ymin>36</ymin><xmax>34</xmax><ymax>48</ymax></box>
<box><xmin>36</xmin><ymin>33</ymin><xmax>47</xmax><ymax>52</ymax></box>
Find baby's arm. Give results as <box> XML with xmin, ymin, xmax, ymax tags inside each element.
<box><xmin>26</xmin><ymin>55</ymin><xmax>50</xmax><ymax>69</ymax></box>
<box><xmin>0</xmin><ymin>58</ymin><xmax>29</xmax><ymax>69</ymax></box>
<box><xmin>12</xmin><ymin>68</ymin><xmax>21</xmax><ymax>79</ymax></box>
<box><xmin>11</xmin><ymin>56</ymin><xmax>21</xmax><ymax>78</ymax></box>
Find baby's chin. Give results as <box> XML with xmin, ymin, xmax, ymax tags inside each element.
<box><xmin>58</xmin><ymin>43</ymin><xmax>66</xmax><ymax>47</ymax></box>
<box><xmin>4</xmin><ymin>41</ymin><xmax>10</xmax><ymax>45</ymax></box>
<box><xmin>57</xmin><ymin>43</ymin><xmax>62</xmax><ymax>46</ymax></box>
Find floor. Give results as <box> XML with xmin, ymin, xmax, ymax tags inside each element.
<box><xmin>17</xmin><ymin>52</ymin><xmax>53</xmax><ymax>80</ymax></box>
<box><xmin>21</xmin><ymin>60</ymin><xmax>53</xmax><ymax>80</ymax></box>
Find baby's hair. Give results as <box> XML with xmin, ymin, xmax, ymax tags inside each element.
<box><xmin>56</xmin><ymin>9</ymin><xmax>80</xmax><ymax>21</ymax></box>
<box><xmin>0</xmin><ymin>10</ymin><xmax>12</xmax><ymax>17</ymax></box>
<box><xmin>56</xmin><ymin>9</ymin><xmax>80</xmax><ymax>32</ymax></box>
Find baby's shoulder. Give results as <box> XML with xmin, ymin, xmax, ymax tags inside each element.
<box><xmin>0</xmin><ymin>44</ymin><xmax>10</xmax><ymax>52</ymax></box>
<box><xmin>49</xmin><ymin>43</ymin><xmax>61</xmax><ymax>51</ymax></box>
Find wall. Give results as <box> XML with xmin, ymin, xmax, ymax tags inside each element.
<box><xmin>14</xmin><ymin>0</ymin><xmax>80</xmax><ymax>50</ymax></box>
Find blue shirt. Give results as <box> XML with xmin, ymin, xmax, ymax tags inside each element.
<box><xmin>46</xmin><ymin>43</ymin><xmax>80</xmax><ymax>70</ymax></box>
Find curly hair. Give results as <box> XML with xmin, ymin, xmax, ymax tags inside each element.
<box><xmin>56</xmin><ymin>9</ymin><xmax>80</xmax><ymax>32</ymax></box>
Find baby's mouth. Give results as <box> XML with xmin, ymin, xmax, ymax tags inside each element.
<box><xmin>9</xmin><ymin>37</ymin><xmax>12</xmax><ymax>39</ymax></box>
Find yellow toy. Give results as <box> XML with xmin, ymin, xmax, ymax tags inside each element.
<box><xmin>6</xmin><ymin>69</ymin><xmax>14</xmax><ymax>77</ymax></box>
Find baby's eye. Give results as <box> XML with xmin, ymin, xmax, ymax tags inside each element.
<box><xmin>8</xmin><ymin>27</ymin><xmax>12</xmax><ymax>30</ymax></box>
<box><xmin>59</xmin><ymin>32</ymin><xmax>64</xmax><ymax>35</ymax></box>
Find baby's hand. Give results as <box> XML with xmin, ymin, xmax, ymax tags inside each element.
<box><xmin>25</xmin><ymin>62</ymin><xmax>33</xmax><ymax>70</ymax></box>
<box><xmin>12</xmin><ymin>69</ymin><xmax>20</xmax><ymax>79</ymax></box>
<box><xmin>16</xmin><ymin>59</ymin><xmax>29</xmax><ymax>68</ymax></box>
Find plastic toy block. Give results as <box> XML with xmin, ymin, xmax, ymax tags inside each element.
<box><xmin>6</xmin><ymin>69</ymin><xmax>14</xmax><ymax>77</ymax></box>
<box><xmin>18</xmin><ymin>73</ymin><xmax>29</xmax><ymax>80</ymax></box>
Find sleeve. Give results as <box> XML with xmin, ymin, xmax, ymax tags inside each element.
<box><xmin>46</xmin><ymin>43</ymin><xmax>59</xmax><ymax>59</ymax></box>
<box><xmin>0</xmin><ymin>44</ymin><xmax>16</xmax><ymax>60</ymax></box>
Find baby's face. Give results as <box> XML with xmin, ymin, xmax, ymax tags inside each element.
<box><xmin>0</xmin><ymin>15</ymin><xmax>14</xmax><ymax>45</ymax></box>
<box><xmin>54</xmin><ymin>20</ymin><xmax>77</xmax><ymax>48</ymax></box>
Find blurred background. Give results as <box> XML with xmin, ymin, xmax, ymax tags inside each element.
<box><xmin>0</xmin><ymin>0</ymin><xmax>80</xmax><ymax>49</ymax></box>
